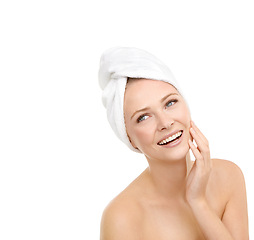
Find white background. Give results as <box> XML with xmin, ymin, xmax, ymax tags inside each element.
<box><xmin>0</xmin><ymin>0</ymin><xmax>253</xmax><ymax>239</ymax></box>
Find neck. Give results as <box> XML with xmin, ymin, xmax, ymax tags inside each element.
<box><xmin>145</xmin><ymin>152</ymin><xmax>192</xmax><ymax>200</ymax></box>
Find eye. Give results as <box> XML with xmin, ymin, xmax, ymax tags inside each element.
<box><xmin>166</xmin><ymin>99</ymin><xmax>178</xmax><ymax>108</ymax></box>
<box><xmin>137</xmin><ymin>114</ymin><xmax>149</xmax><ymax>123</ymax></box>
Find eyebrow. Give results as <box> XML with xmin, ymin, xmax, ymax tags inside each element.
<box><xmin>161</xmin><ymin>93</ymin><xmax>178</xmax><ymax>103</ymax></box>
<box><xmin>130</xmin><ymin>93</ymin><xmax>179</xmax><ymax>119</ymax></box>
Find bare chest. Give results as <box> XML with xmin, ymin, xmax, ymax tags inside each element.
<box><xmin>139</xmin><ymin>199</ymin><xmax>224</xmax><ymax>240</ymax></box>
<box><xmin>140</xmin><ymin>204</ymin><xmax>203</xmax><ymax>240</ymax></box>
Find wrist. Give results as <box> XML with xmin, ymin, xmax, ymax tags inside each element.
<box><xmin>188</xmin><ymin>197</ymin><xmax>209</xmax><ymax>211</ymax></box>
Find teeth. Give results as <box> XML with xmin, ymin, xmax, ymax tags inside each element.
<box><xmin>158</xmin><ymin>131</ymin><xmax>182</xmax><ymax>145</ymax></box>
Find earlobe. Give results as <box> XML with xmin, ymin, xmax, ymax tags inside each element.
<box><xmin>130</xmin><ymin>139</ymin><xmax>139</xmax><ymax>150</ymax></box>
<box><xmin>127</xmin><ymin>134</ymin><xmax>139</xmax><ymax>150</ymax></box>
<box><xmin>189</xmin><ymin>120</ymin><xmax>194</xmax><ymax>142</ymax></box>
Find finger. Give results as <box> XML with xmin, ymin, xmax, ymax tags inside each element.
<box><xmin>190</xmin><ymin>128</ymin><xmax>210</xmax><ymax>165</ymax></box>
<box><xmin>188</xmin><ymin>139</ymin><xmax>204</xmax><ymax>166</ymax></box>
<box><xmin>191</xmin><ymin>121</ymin><xmax>209</xmax><ymax>145</ymax></box>
<box><xmin>190</xmin><ymin>127</ymin><xmax>208</xmax><ymax>153</ymax></box>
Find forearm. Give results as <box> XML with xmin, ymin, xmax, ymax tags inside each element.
<box><xmin>190</xmin><ymin>200</ymin><xmax>233</xmax><ymax>240</ymax></box>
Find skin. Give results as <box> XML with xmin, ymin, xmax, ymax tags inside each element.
<box><xmin>100</xmin><ymin>79</ymin><xmax>249</xmax><ymax>240</ymax></box>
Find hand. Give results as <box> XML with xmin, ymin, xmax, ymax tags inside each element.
<box><xmin>186</xmin><ymin>121</ymin><xmax>212</xmax><ymax>206</ymax></box>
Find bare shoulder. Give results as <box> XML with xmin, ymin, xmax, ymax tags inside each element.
<box><xmin>101</xmin><ymin>190</ymin><xmax>142</xmax><ymax>225</ymax></box>
<box><xmin>211</xmin><ymin>159</ymin><xmax>249</xmax><ymax>237</ymax></box>
<box><xmin>100</xmin><ymin>179</ymin><xmax>144</xmax><ymax>240</ymax></box>
<box><xmin>210</xmin><ymin>158</ymin><xmax>246</xmax><ymax>195</ymax></box>
<box><xmin>211</xmin><ymin>158</ymin><xmax>244</xmax><ymax>178</ymax></box>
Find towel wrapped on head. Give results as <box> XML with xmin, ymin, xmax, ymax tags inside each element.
<box><xmin>98</xmin><ymin>47</ymin><xmax>182</xmax><ymax>153</ymax></box>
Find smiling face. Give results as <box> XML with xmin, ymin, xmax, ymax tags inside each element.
<box><xmin>124</xmin><ymin>78</ymin><xmax>191</xmax><ymax>162</ymax></box>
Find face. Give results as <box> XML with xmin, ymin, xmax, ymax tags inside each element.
<box><xmin>124</xmin><ymin>79</ymin><xmax>191</xmax><ymax>162</ymax></box>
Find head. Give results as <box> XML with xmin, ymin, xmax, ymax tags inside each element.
<box><xmin>99</xmin><ymin>46</ymin><xmax>189</xmax><ymax>154</ymax></box>
<box><xmin>124</xmin><ymin>78</ymin><xmax>191</xmax><ymax>162</ymax></box>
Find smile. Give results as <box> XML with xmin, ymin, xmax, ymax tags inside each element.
<box><xmin>157</xmin><ymin>130</ymin><xmax>183</xmax><ymax>146</ymax></box>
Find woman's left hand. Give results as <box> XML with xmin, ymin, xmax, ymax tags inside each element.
<box><xmin>186</xmin><ymin>121</ymin><xmax>212</xmax><ymax>206</ymax></box>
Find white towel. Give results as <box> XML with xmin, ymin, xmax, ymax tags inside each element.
<box><xmin>98</xmin><ymin>47</ymin><xmax>181</xmax><ymax>153</ymax></box>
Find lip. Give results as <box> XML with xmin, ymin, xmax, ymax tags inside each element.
<box><xmin>157</xmin><ymin>130</ymin><xmax>184</xmax><ymax>147</ymax></box>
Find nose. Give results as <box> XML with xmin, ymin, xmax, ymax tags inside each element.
<box><xmin>156</xmin><ymin>111</ymin><xmax>174</xmax><ymax>131</ymax></box>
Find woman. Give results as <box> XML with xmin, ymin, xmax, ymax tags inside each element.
<box><xmin>98</xmin><ymin>47</ymin><xmax>249</xmax><ymax>239</ymax></box>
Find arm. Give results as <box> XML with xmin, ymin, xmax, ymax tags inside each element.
<box><xmin>221</xmin><ymin>162</ymin><xmax>249</xmax><ymax>239</ymax></box>
<box><xmin>187</xmin><ymin>121</ymin><xmax>249</xmax><ymax>239</ymax></box>
<box><xmin>189</xmin><ymin>199</ymin><xmax>245</xmax><ymax>240</ymax></box>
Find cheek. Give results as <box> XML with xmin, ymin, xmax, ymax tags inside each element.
<box><xmin>133</xmin><ymin>126</ymin><xmax>153</xmax><ymax>144</ymax></box>
<box><xmin>176</xmin><ymin>105</ymin><xmax>192</xmax><ymax>140</ymax></box>
<box><xmin>176</xmin><ymin>105</ymin><xmax>191</xmax><ymax>125</ymax></box>
<box><xmin>128</xmin><ymin>124</ymin><xmax>155</xmax><ymax>149</ymax></box>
